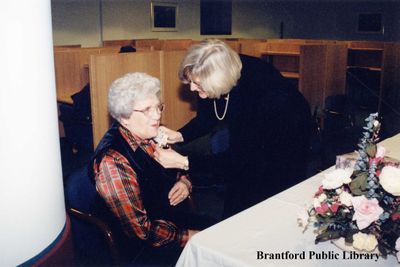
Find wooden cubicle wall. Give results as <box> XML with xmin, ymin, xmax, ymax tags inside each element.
<box><xmin>54</xmin><ymin>46</ymin><xmax>121</xmax><ymax>104</ymax></box>
<box><xmin>89</xmin><ymin>51</ymin><xmax>196</xmax><ymax>147</ymax></box>
<box><xmin>380</xmin><ymin>43</ymin><xmax>400</xmax><ymax>112</ymax></box>
<box><xmin>299</xmin><ymin>44</ymin><xmax>348</xmax><ymax>110</ymax></box>
<box><xmin>102</xmin><ymin>39</ymin><xmax>135</xmax><ymax>47</ymax></box>
<box><xmin>245</xmin><ymin>41</ymin><xmax>348</xmax><ymax>110</ymax></box>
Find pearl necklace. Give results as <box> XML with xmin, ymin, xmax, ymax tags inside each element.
<box><xmin>213</xmin><ymin>94</ymin><xmax>230</xmax><ymax>121</ymax></box>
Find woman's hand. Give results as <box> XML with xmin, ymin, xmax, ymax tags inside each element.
<box><xmin>158</xmin><ymin>126</ymin><xmax>184</xmax><ymax>144</ymax></box>
<box><xmin>168</xmin><ymin>181</ymin><xmax>190</xmax><ymax>206</ymax></box>
<box><xmin>153</xmin><ymin>146</ymin><xmax>188</xmax><ymax>170</ymax></box>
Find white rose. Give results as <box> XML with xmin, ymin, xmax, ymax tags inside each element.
<box><xmin>322</xmin><ymin>168</ymin><xmax>353</xmax><ymax>190</ymax></box>
<box><xmin>336</xmin><ymin>188</ymin><xmax>343</xmax><ymax>194</ymax></box>
<box><xmin>318</xmin><ymin>193</ymin><xmax>327</xmax><ymax>202</ymax></box>
<box><xmin>339</xmin><ymin>191</ymin><xmax>353</xmax><ymax>207</ymax></box>
<box><xmin>379</xmin><ymin>166</ymin><xmax>400</xmax><ymax>196</ymax></box>
<box><xmin>352</xmin><ymin>232</ymin><xmax>378</xmax><ymax>252</ymax></box>
<box><xmin>396</xmin><ymin>238</ymin><xmax>400</xmax><ymax>262</ymax></box>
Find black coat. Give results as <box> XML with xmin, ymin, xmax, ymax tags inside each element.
<box><xmin>179</xmin><ymin>55</ymin><xmax>312</xmax><ymax>217</ymax></box>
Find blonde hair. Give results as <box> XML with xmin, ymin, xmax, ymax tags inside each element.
<box><xmin>178</xmin><ymin>39</ymin><xmax>242</xmax><ymax>99</ymax></box>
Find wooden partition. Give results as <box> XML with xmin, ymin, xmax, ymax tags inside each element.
<box><xmin>54</xmin><ymin>44</ymin><xmax>81</xmax><ymax>50</ymax></box>
<box><xmin>242</xmin><ymin>40</ymin><xmax>347</xmax><ymax>110</ymax></box>
<box><xmin>54</xmin><ymin>48</ymin><xmax>100</xmax><ymax>104</ymax></box>
<box><xmin>223</xmin><ymin>40</ymin><xmax>241</xmax><ymax>53</ymax></box>
<box><xmin>379</xmin><ymin>43</ymin><xmax>400</xmax><ymax>112</ymax></box>
<box><xmin>89</xmin><ymin>51</ymin><xmax>196</xmax><ymax>147</ymax></box>
<box><xmin>347</xmin><ymin>41</ymin><xmax>384</xmax><ymax>71</ymax></box>
<box><xmin>161</xmin><ymin>51</ymin><xmax>197</xmax><ymax>130</ymax></box>
<box><xmin>54</xmin><ymin>47</ymin><xmax>121</xmax><ymax>104</ymax></box>
<box><xmin>102</xmin><ymin>39</ymin><xmax>135</xmax><ymax>47</ymax></box>
<box><xmin>134</xmin><ymin>39</ymin><xmax>162</xmax><ymax>50</ymax></box>
<box><xmin>161</xmin><ymin>39</ymin><xmax>193</xmax><ymax>51</ymax></box>
<box><xmin>240</xmin><ymin>41</ymin><xmax>268</xmax><ymax>57</ymax></box>
<box><xmin>345</xmin><ymin>40</ymin><xmax>400</xmax><ymax>113</ymax></box>
<box><xmin>299</xmin><ymin>44</ymin><xmax>348</xmax><ymax>109</ymax></box>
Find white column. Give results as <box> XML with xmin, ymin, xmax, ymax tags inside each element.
<box><xmin>0</xmin><ymin>1</ymin><xmax>66</xmax><ymax>266</ymax></box>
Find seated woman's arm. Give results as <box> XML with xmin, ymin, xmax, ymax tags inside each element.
<box><xmin>94</xmin><ymin>150</ymin><xmax>192</xmax><ymax>247</ymax></box>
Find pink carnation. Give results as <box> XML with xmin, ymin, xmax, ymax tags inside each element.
<box><xmin>330</xmin><ymin>203</ymin><xmax>340</xmax><ymax>213</ymax></box>
<box><xmin>352</xmin><ymin>196</ymin><xmax>384</xmax><ymax>230</ymax></box>
<box><xmin>392</xmin><ymin>213</ymin><xmax>400</xmax><ymax>221</ymax></box>
<box><xmin>314</xmin><ymin>185</ymin><xmax>324</xmax><ymax>197</ymax></box>
<box><xmin>315</xmin><ymin>203</ymin><xmax>330</xmax><ymax>215</ymax></box>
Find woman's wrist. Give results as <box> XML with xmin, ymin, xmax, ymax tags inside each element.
<box><xmin>179</xmin><ymin>175</ymin><xmax>192</xmax><ymax>193</ymax></box>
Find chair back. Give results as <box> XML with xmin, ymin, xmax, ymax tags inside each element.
<box><xmin>65</xmin><ymin>165</ymin><xmax>142</xmax><ymax>265</ymax></box>
<box><xmin>65</xmin><ymin>166</ymin><xmax>117</xmax><ymax>264</ymax></box>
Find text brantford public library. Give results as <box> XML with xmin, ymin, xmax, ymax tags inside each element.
<box><xmin>256</xmin><ymin>250</ymin><xmax>379</xmax><ymax>262</ymax></box>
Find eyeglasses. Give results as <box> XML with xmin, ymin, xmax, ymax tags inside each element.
<box><xmin>133</xmin><ymin>103</ymin><xmax>165</xmax><ymax>117</ymax></box>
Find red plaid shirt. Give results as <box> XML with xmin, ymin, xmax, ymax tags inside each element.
<box><xmin>93</xmin><ymin>126</ymin><xmax>190</xmax><ymax>247</ymax></box>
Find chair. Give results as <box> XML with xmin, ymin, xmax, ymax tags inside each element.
<box><xmin>65</xmin><ymin>166</ymin><xmax>192</xmax><ymax>266</ymax></box>
<box><xmin>323</xmin><ymin>94</ymin><xmax>355</xmax><ymax>136</ymax></box>
<box><xmin>320</xmin><ymin>94</ymin><xmax>357</xmax><ymax>169</ymax></box>
<box><xmin>64</xmin><ymin>166</ymin><xmax>144</xmax><ymax>266</ymax></box>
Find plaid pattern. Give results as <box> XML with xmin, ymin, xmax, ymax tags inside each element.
<box><xmin>94</xmin><ymin>126</ymin><xmax>189</xmax><ymax>247</ymax></box>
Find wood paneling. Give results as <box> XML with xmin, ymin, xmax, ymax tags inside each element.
<box><xmin>240</xmin><ymin>41</ymin><xmax>268</xmax><ymax>58</ymax></box>
<box><xmin>89</xmin><ymin>50</ymin><xmax>197</xmax><ymax>147</ymax></box>
<box><xmin>299</xmin><ymin>44</ymin><xmax>347</xmax><ymax>110</ymax></box>
<box><xmin>243</xmin><ymin>41</ymin><xmax>347</xmax><ymax>110</ymax></box>
<box><xmin>134</xmin><ymin>39</ymin><xmax>162</xmax><ymax>50</ymax></box>
<box><xmin>54</xmin><ymin>47</ymin><xmax>122</xmax><ymax>104</ymax></box>
<box><xmin>161</xmin><ymin>51</ymin><xmax>197</xmax><ymax>131</ymax></box>
<box><xmin>161</xmin><ymin>39</ymin><xmax>193</xmax><ymax>51</ymax></box>
<box><xmin>380</xmin><ymin>43</ymin><xmax>400</xmax><ymax>112</ymax></box>
<box><xmin>223</xmin><ymin>40</ymin><xmax>240</xmax><ymax>53</ymax></box>
<box><xmin>102</xmin><ymin>39</ymin><xmax>134</xmax><ymax>47</ymax></box>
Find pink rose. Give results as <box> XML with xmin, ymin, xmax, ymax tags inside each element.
<box><xmin>352</xmin><ymin>196</ymin><xmax>384</xmax><ymax>230</ymax></box>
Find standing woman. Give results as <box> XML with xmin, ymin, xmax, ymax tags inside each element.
<box><xmin>154</xmin><ymin>39</ymin><xmax>312</xmax><ymax>218</ymax></box>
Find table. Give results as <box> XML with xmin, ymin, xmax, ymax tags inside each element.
<box><xmin>176</xmin><ymin>134</ymin><xmax>400</xmax><ymax>267</ymax></box>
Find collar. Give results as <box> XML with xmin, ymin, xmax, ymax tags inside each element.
<box><xmin>119</xmin><ymin>125</ymin><xmax>151</xmax><ymax>151</ymax></box>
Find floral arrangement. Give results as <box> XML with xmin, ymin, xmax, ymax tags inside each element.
<box><xmin>298</xmin><ymin>113</ymin><xmax>400</xmax><ymax>260</ymax></box>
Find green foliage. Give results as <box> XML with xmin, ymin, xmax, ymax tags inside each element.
<box><xmin>349</xmin><ymin>172</ymin><xmax>368</xmax><ymax>196</ymax></box>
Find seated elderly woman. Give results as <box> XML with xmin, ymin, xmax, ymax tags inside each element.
<box><xmin>90</xmin><ymin>72</ymin><xmax>214</xmax><ymax>262</ymax></box>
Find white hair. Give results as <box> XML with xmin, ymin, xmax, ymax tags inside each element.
<box><xmin>108</xmin><ymin>72</ymin><xmax>160</xmax><ymax>120</ymax></box>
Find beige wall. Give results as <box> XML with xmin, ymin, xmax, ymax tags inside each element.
<box><xmin>51</xmin><ymin>0</ymin><xmax>399</xmax><ymax>47</ymax></box>
<box><xmin>52</xmin><ymin>0</ymin><xmax>102</xmax><ymax>47</ymax></box>
<box><xmin>52</xmin><ymin>0</ymin><xmax>272</xmax><ymax>47</ymax></box>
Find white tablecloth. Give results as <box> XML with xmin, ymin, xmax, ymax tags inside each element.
<box><xmin>176</xmin><ymin>133</ymin><xmax>400</xmax><ymax>267</ymax></box>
